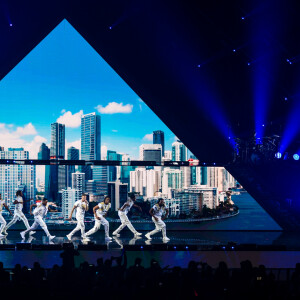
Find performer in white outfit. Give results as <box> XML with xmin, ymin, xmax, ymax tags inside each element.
<box><xmin>86</xmin><ymin>196</ymin><xmax>112</xmax><ymax>240</ymax></box>
<box><xmin>0</xmin><ymin>193</ymin><xmax>13</xmax><ymax>238</ymax></box>
<box><xmin>112</xmin><ymin>193</ymin><xmax>142</xmax><ymax>238</ymax></box>
<box><xmin>66</xmin><ymin>193</ymin><xmax>89</xmax><ymax>241</ymax></box>
<box><xmin>20</xmin><ymin>198</ymin><xmax>57</xmax><ymax>240</ymax></box>
<box><xmin>3</xmin><ymin>190</ymin><xmax>32</xmax><ymax>235</ymax></box>
<box><xmin>145</xmin><ymin>198</ymin><xmax>170</xmax><ymax>242</ymax></box>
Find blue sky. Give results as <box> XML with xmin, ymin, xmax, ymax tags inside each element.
<box><xmin>0</xmin><ymin>19</ymin><xmax>179</xmax><ymax>161</ymax></box>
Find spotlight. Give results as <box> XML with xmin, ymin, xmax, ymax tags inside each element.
<box><xmin>140</xmin><ymin>246</ymin><xmax>143</xmax><ymax>249</ymax></box>
<box><xmin>275</xmin><ymin>152</ymin><xmax>282</xmax><ymax>159</ymax></box>
<box><xmin>213</xmin><ymin>163</ymin><xmax>216</xmax><ymax>165</ymax></box>
<box><xmin>185</xmin><ymin>246</ymin><xmax>189</xmax><ymax>249</ymax></box>
<box><xmin>197</xmin><ymin>64</ymin><xmax>201</xmax><ymax>68</ymax></box>
<box><xmin>241</xmin><ymin>16</ymin><xmax>245</xmax><ymax>20</ymax></box>
<box><xmin>231</xmin><ymin>246</ymin><xmax>235</xmax><ymax>250</ymax></box>
<box><xmin>284</xmin><ymin>97</ymin><xmax>288</xmax><ymax>101</ymax></box>
<box><xmin>293</xmin><ymin>154</ymin><xmax>299</xmax><ymax>161</ymax></box>
<box><xmin>287</xmin><ymin>59</ymin><xmax>292</xmax><ymax>65</ymax></box>
<box><xmin>109</xmin><ymin>26</ymin><xmax>112</xmax><ymax>30</ymax></box>
<box><xmin>9</xmin><ymin>23</ymin><xmax>13</xmax><ymax>27</ymax></box>
<box><xmin>247</xmin><ymin>62</ymin><xmax>251</xmax><ymax>66</ymax></box>
<box><xmin>233</xmin><ymin>49</ymin><xmax>236</xmax><ymax>52</ymax></box>
<box><xmin>174</xmin><ymin>246</ymin><xmax>177</xmax><ymax>249</ymax></box>
<box><xmin>203</xmin><ymin>163</ymin><xmax>206</xmax><ymax>165</ymax></box>
<box><xmin>222</xmin><ymin>246</ymin><xmax>226</xmax><ymax>250</ymax></box>
<box><xmin>262</xmin><ymin>124</ymin><xmax>265</xmax><ymax>127</ymax></box>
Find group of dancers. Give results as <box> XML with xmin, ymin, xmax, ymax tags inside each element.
<box><xmin>0</xmin><ymin>191</ymin><xmax>170</xmax><ymax>242</ymax></box>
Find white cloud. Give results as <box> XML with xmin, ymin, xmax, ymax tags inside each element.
<box><xmin>57</xmin><ymin>110</ymin><xmax>83</xmax><ymax>128</ymax></box>
<box><xmin>15</xmin><ymin>123</ymin><xmax>37</xmax><ymax>136</ymax></box>
<box><xmin>95</xmin><ymin>102</ymin><xmax>133</xmax><ymax>114</ymax></box>
<box><xmin>112</xmin><ymin>129</ymin><xmax>118</xmax><ymax>132</ymax></box>
<box><xmin>61</xmin><ymin>109</ymin><xmax>66</xmax><ymax>113</ymax></box>
<box><xmin>143</xmin><ymin>133</ymin><xmax>153</xmax><ymax>141</ymax></box>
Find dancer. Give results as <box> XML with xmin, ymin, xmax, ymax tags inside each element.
<box><xmin>0</xmin><ymin>193</ymin><xmax>13</xmax><ymax>238</ymax></box>
<box><xmin>66</xmin><ymin>193</ymin><xmax>89</xmax><ymax>242</ymax></box>
<box><xmin>86</xmin><ymin>196</ymin><xmax>112</xmax><ymax>240</ymax></box>
<box><xmin>3</xmin><ymin>190</ymin><xmax>32</xmax><ymax>235</ymax></box>
<box><xmin>20</xmin><ymin>198</ymin><xmax>57</xmax><ymax>240</ymax></box>
<box><xmin>145</xmin><ymin>198</ymin><xmax>170</xmax><ymax>242</ymax></box>
<box><xmin>112</xmin><ymin>193</ymin><xmax>142</xmax><ymax>238</ymax></box>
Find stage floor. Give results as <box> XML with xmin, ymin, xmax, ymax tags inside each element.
<box><xmin>1</xmin><ymin>229</ymin><xmax>300</xmax><ymax>249</ymax></box>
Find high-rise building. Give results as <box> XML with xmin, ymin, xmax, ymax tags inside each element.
<box><xmin>0</xmin><ymin>148</ymin><xmax>36</xmax><ymax>209</ymax></box>
<box><xmin>107</xmin><ymin>150</ymin><xmax>122</xmax><ymax>182</ymax></box>
<box><xmin>72</xmin><ymin>171</ymin><xmax>85</xmax><ymax>197</ymax></box>
<box><xmin>81</xmin><ymin>112</ymin><xmax>101</xmax><ymax>180</ymax></box>
<box><xmin>172</xmin><ymin>140</ymin><xmax>188</xmax><ymax>161</ymax></box>
<box><xmin>67</xmin><ymin>147</ymin><xmax>79</xmax><ymax>187</ymax></box>
<box><xmin>139</xmin><ymin>144</ymin><xmax>162</xmax><ymax>163</ymax></box>
<box><xmin>50</xmin><ymin>123</ymin><xmax>65</xmax><ymax>159</ymax></box>
<box><xmin>92</xmin><ymin>166</ymin><xmax>108</xmax><ymax>195</ymax></box>
<box><xmin>38</xmin><ymin>143</ymin><xmax>50</xmax><ymax>198</ymax></box>
<box><xmin>162</xmin><ymin>167</ymin><xmax>183</xmax><ymax>198</ymax></box>
<box><xmin>163</xmin><ymin>150</ymin><xmax>172</xmax><ymax>161</ymax></box>
<box><xmin>108</xmin><ymin>180</ymin><xmax>128</xmax><ymax>211</ymax></box>
<box><xmin>47</xmin><ymin>123</ymin><xmax>66</xmax><ymax>201</ymax></box>
<box><xmin>62</xmin><ymin>187</ymin><xmax>81</xmax><ymax>220</ymax></box>
<box><xmin>153</xmin><ymin>130</ymin><xmax>165</xmax><ymax>156</ymax></box>
<box><xmin>207</xmin><ymin>167</ymin><xmax>235</xmax><ymax>192</ymax></box>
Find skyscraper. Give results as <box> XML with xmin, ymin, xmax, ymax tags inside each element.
<box><xmin>62</xmin><ymin>187</ymin><xmax>81</xmax><ymax>220</ymax></box>
<box><xmin>48</xmin><ymin>122</ymin><xmax>65</xmax><ymax>201</ymax></box>
<box><xmin>108</xmin><ymin>180</ymin><xmax>128</xmax><ymax>211</ymax></box>
<box><xmin>153</xmin><ymin>130</ymin><xmax>165</xmax><ymax>156</ymax></box>
<box><xmin>0</xmin><ymin>148</ymin><xmax>36</xmax><ymax>209</ymax></box>
<box><xmin>72</xmin><ymin>171</ymin><xmax>85</xmax><ymax>197</ymax></box>
<box><xmin>172</xmin><ymin>140</ymin><xmax>188</xmax><ymax>161</ymax></box>
<box><xmin>38</xmin><ymin>143</ymin><xmax>50</xmax><ymax>200</ymax></box>
<box><xmin>139</xmin><ymin>144</ymin><xmax>162</xmax><ymax>163</ymax></box>
<box><xmin>81</xmin><ymin>112</ymin><xmax>101</xmax><ymax>180</ymax></box>
<box><xmin>107</xmin><ymin>150</ymin><xmax>122</xmax><ymax>182</ymax></box>
<box><xmin>67</xmin><ymin>146</ymin><xmax>79</xmax><ymax>187</ymax></box>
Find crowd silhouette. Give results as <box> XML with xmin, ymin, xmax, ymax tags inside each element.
<box><xmin>0</xmin><ymin>250</ymin><xmax>300</xmax><ymax>299</ymax></box>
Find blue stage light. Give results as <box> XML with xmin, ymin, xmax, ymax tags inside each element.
<box><xmin>275</xmin><ymin>152</ymin><xmax>282</xmax><ymax>159</ymax></box>
<box><xmin>109</xmin><ymin>26</ymin><xmax>112</xmax><ymax>30</ymax></box>
<box><xmin>174</xmin><ymin>246</ymin><xmax>176</xmax><ymax>249</ymax></box>
<box><xmin>222</xmin><ymin>246</ymin><xmax>226</xmax><ymax>250</ymax></box>
<box><xmin>241</xmin><ymin>16</ymin><xmax>245</xmax><ymax>20</ymax></box>
<box><xmin>197</xmin><ymin>64</ymin><xmax>201</xmax><ymax>68</ymax></box>
<box><xmin>140</xmin><ymin>246</ymin><xmax>143</xmax><ymax>249</ymax></box>
<box><xmin>185</xmin><ymin>246</ymin><xmax>188</xmax><ymax>249</ymax></box>
<box><xmin>284</xmin><ymin>97</ymin><xmax>288</xmax><ymax>101</ymax></box>
<box><xmin>262</xmin><ymin>124</ymin><xmax>265</xmax><ymax>127</ymax></box>
<box><xmin>293</xmin><ymin>154</ymin><xmax>299</xmax><ymax>161</ymax></box>
<box><xmin>286</xmin><ymin>59</ymin><xmax>290</xmax><ymax>63</ymax></box>
<box><xmin>233</xmin><ymin>49</ymin><xmax>236</xmax><ymax>52</ymax></box>
<box><xmin>9</xmin><ymin>23</ymin><xmax>13</xmax><ymax>27</ymax></box>
<box><xmin>247</xmin><ymin>62</ymin><xmax>251</xmax><ymax>66</ymax></box>
<box><xmin>231</xmin><ymin>246</ymin><xmax>234</xmax><ymax>250</ymax></box>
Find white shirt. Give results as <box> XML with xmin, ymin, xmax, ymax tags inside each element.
<box><xmin>152</xmin><ymin>204</ymin><xmax>166</xmax><ymax>218</ymax></box>
<box><xmin>0</xmin><ymin>200</ymin><xmax>5</xmax><ymax>213</ymax></box>
<box><xmin>122</xmin><ymin>199</ymin><xmax>134</xmax><ymax>215</ymax></box>
<box><xmin>74</xmin><ymin>200</ymin><xmax>88</xmax><ymax>218</ymax></box>
<box><xmin>33</xmin><ymin>203</ymin><xmax>48</xmax><ymax>218</ymax></box>
<box><xmin>14</xmin><ymin>196</ymin><xmax>23</xmax><ymax>213</ymax></box>
<box><xmin>96</xmin><ymin>202</ymin><xmax>111</xmax><ymax>217</ymax></box>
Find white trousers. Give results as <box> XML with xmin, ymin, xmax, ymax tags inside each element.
<box><xmin>86</xmin><ymin>216</ymin><xmax>109</xmax><ymax>237</ymax></box>
<box><xmin>0</xmin><ymin>214</ymin><xmax>6</xmax><ymax>234</ymax></box>
<box><xmin>148</xmin><ymin>216</ymin><xmax>166</xmax><ymax>238</ymax></box>
<box><xmin>69</xmin><ymin>215</ymin><xmax>86</xmax><ymax>238</ymax></box>
<box><xmin>114</xmin><ymin>211</ymin><xmax>138</xmax><ymax>234</ymax></box>
<box><xmin>23</xmin><ymin>216</ymin><xmax>51</xmax><ymax>237</ymax></box>
<box><xmin>5</xmin><ymin>211</ymin><xmax>30</xmax><ymax>230</ymax></box>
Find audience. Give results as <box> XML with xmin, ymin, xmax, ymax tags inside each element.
<box><xmin>0</xmin><ymin>251</ymin><xmax>298</xmax><ymax>299</ymax></box>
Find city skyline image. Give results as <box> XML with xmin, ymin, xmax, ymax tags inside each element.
<box><xmin>0</xmin><ymin>19</ymin><xmax>279</xmax><ymax>231</ymax></box>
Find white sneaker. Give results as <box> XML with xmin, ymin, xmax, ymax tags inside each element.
<box><xmin>2</xmin><ymin>229</ymin><xmax>8</xmax><ymax>235</ymax></box>
<box><xmin>145</xmin><ymin>233</ymin><xmax>152</xmax><ymax>240</ymax></box>
<box><xmin>112</xmin><ymin>231</ymin><xmax>120</xmax><ymax>237</ymax></box>
<box><xmin>66</xmin><ymin>234</ymin><xmax>72</xmax><ymax>241</ymax></box>
<box><xmin>135</xmin><ymin>232</ymin><xmax>142</xmax><ymax>236</ymax></box>
<box><xmin>163</xmin><ymin>237</ymin><xmax>170</xmax><ymax>242</ymax></box>
<box><xmin>82</xmin><ymin>237</ymin><xmax>90</xmax><ymax>243</ymax></box>
<box><xmin>134</xmin><ymin>234</ymin><xmax>142</xmax><ymax>239</ymax></box>
<box><xmin>105</xmin><ymin>236</ymin><xmax>112</xmax><ymax>240</ymax></box>
<box><xmin>29</xmin><ymin>231</ymin><xmax>36</xmax><ymax>235</ymax></box>
<box><xmin>20</xmin><ymin>231</ymin><xmax>26</xmax><ymax>239</ymax></box>
<box><xmin>0</xmin><ymin>233</ymin><xmax>5</xmax><ymax>239</ymax></box>
<box><xmin>49</xmin><ymin>235</ymin><xmax>56</xmax><ymax>240</ymax></box>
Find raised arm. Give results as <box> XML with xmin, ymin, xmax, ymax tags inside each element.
<box><xmin>3</xmin><ymin>203</ymin><xmax>13</xmax><ymax>216</ymax></box>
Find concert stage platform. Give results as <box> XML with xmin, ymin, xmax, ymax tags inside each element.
<box><xmin>1</xmin><ymin>230</ymin><xmax>300</xmax><ymax>270</ymax></box>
